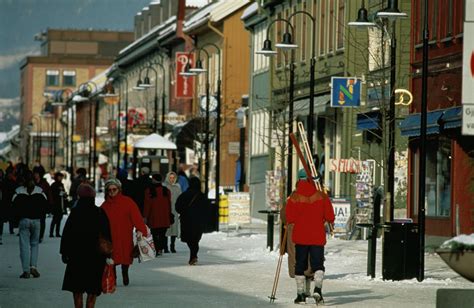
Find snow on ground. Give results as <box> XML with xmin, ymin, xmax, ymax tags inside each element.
<box><xmin>1</xmin><ymin>219</ymin><xmax>472</xmax><ymax>307</ymax></box>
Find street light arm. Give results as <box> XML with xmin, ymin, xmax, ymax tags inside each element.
<box><xmin>287</xmin><ymin>10</ymin><xmax>316</xmax><ymax>59</ymax></box>
<box><xmin>265</xmin><ymin>18</ymin><xmax>295</xmax><ymax>40</ymax></box>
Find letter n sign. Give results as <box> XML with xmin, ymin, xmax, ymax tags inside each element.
<box><xmin>331</xmin><ymin>77</ymin><xmax>361</xmax><ymax>108</ymax></box>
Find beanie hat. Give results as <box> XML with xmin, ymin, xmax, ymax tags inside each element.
<box><xmin>77</xmin><ymin>183</ymin><xmax>96</xmax><ymax>198</ymax></box>
<box><xmin>298</xmin><ymin>169</ymin><xmax>307</xmax><ymax>179</ymax></box>
<box><xmin>104</xmin><ymin>178</ymin><xmax>122</xmax><ymax>191</ymax></box>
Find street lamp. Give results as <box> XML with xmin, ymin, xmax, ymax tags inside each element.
<box><xmin>349</xmin><ymin>0</ymin><xmax>407</xmax><ymax>222</ymax></box>
<box><xmin>28</xmin><ymin>114</ymin><xmax>42</xmax><ymax>165</ymax></box>
<box><xmin>109</xmin><ymin>74</ymin><xmax>130</xmax><ymax>170</ymax></box>
<box><xmin>256</xmin><ymin>18</ymin><xmax>296</xmax><ymax>196</ymax></box>
<box><xmin>189</xmin><ymin>43</ymin><xmax>222</xmax><ymax>216</ymax></box>
<box><xmin>138</xmin><ymin>62</ymin><xmax>167</xmax><ymax>135</ymax></box>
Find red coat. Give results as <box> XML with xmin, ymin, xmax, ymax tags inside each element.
<box><xmin>143</xmin><ymin>185</ymin><xmax>172</xmax><ymax>229</ymax></box>
<box><xmin>286</xmin><ymin>180</ymin><xmax>335</xmax><ymax>246</ymax></box>
<box><xmin>101</xmin><ymin>193</ymin><xmax>148</xmax><ymax>265</ymax></box>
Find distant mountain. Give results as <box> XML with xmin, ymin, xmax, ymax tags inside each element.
<box><xmin>0</xmin><ymin>0</ymin><xmax>152</xmax><ymax>131</ymax></box>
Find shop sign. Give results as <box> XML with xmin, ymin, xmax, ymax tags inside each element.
<box><xmin>330</xmin><ymin>158</ymin><xmax>366</xmax><ymax>173</ymax></box>
<box><xmin>228</xmin><ymin>192</ymin><xmax>251</xmax><ymax>225</ymax></box>
<box><xmin>462</xmin><ymin>104</ymin><xmax>474</xmax><ymax>136</ymax></box>
<box><xmin>331</xmin><ymin>77</ymin><xmax>361</xmax><ymax>107</ymax></box>
<box><xmin>331</xmin><ymin>198</ymin><xmax>351</xmax><ymax>235</ymax></box>
<box><xmin>175</xmin><ymin>52</ymin><xmax>194</xmax><ymax>99</ymax></box>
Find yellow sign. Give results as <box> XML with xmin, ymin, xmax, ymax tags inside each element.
<box><xmin>72</xmin><ymin>134</ymin><xmax>82</xmax><ymax>142</ymax></box>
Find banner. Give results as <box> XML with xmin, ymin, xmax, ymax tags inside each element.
<box><xmin>175</xmin><ymin>52</ymin><xmax>194</xmax><ymax>99</ymax></box>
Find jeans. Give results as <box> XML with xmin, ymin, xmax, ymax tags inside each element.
<box><xmin>19</xmin><ymin>218</ymin><xmax>41</xmax><ymax>273</ymax></box>
<box><xmin>295</xmin><ymin>245</ymin><xmax>325</xmax><ymax>276</ymax></box>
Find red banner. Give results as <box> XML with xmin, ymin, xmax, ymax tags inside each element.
<box><xmin>175</xmin><ymin>52</ymin><xmax>194</xmax><ymax>99</ymax></box>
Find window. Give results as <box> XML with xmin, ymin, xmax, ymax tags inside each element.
<box><xmin>253</xmin><ymin>23</ymin><xmax>269</xmax><ymax>73</ymax></box>
<box><xmin>276</xmin><ymin>12</ymin><xmax>283</xmax><ymax>68</ymax></box>
<box><xmin>319</xmin><ymin>0</ymin><xmax>326</xmax><ymax>56</ymax></box>
<box><xmin>251</xmin><ymin>109</ymin><xmax>270</xmax><ymax>156</ymax></box>
<box><xmin>63</xmin><ymin>70</ymin><xmax>76</xmax><ymax>86</ymax></box>
<box><xmin>412</xmin><ymin>137</ymin><xmax>452</xmax><ymax>217</ymax></box>
<box><xmin>300</xmin><ymin>1</ymin><xmax>307</xmax><ymax>62</ymax></box>
<box><xmin>447</xmin><ymin>0</ymin><xmax>453</xmax><ymax>37</ymax></box>
<box><xmin>430</xmin><ymin>0</ymin><xmax>438</xmax><ymax>40</ymax></box>
<box><xmin>46</xmin><ymin>69</ymin><xmax>59</xmax><ymax>86</ymax></box>
<box><xmin>328</xmin><ymin>0</ymin><xmax>335</xmax><ymax>53</ymax></box>
<box><xmin>312</xmin><ymin>0</ymin><xmax>319</xmax><ymax>54</ymax></box>
<box><xmin>336</xmin><ymin>0</ymin><xmax>345</xmax><ymax>50</ymax></box>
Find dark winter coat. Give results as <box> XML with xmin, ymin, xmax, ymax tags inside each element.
<box><xmin>175</xmin><ymin>177</ymin><xmax>208</xmax><ymax>243</ymax></box>
<box><xmin>132</xmin><ymin>175</ymin><xmax>151</xmax><ymax>214</ymax></box>
<box><xmin>286</xmin><ymin>180</ymin><xmax>335</xmax><ymax>246</ymax></box>
<box><xmin>143</xmin><ymin>181</ymin><xmax>172</xmax><ymax>229</ymax></box>
<box><xmin>1</xmin><ymin>175</ymin><xmax>17</xmax><ymax>222</ymax></box>
<box><xmin>11</xmin><ymin>186</ymin><xmax>48</xmax><ymax>220</ymax></box>
<box><xmin>60</xmin><ymin>197</ymin><xmax>111</xmax><ymax>295</ymax></box>
<box><xmin>69</xmin><ymin>175</ymin><xmax>87</xmax><ymax>202</ymax></box>
<box><xmin>51</xmin><ymin>181</ymin><xmax>67</xmax><ymax>215</ymax></box>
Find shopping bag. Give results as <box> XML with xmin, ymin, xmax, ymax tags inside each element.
<box><xmin>137</xmin><ymin>227</ymin><xmax>156</xmax><ymax>262</ymax></box>
<box><xmin>102</xmin><ymin>264</ymin><xmax>116</xmax><ymax>294</ymax></box>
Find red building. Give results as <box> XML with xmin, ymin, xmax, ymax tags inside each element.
<box><xmin>403</xmin><ymin>0</ymin><xmax>473</xmax><ymax>239</ymax></box>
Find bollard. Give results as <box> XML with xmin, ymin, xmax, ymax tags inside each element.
<box><xmin>258</xmin><ymin>210</ymin><xmax>279</xmax><ymax>251</ymax></box>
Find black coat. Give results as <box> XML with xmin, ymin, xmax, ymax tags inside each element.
<box><xmin>50</xmin><ymin>181</ymin><xmax>67</xmax><ymax>215</ymax></box>
<box><xmin>175</xmin><ymin>178</ymin><xmax>209</xmax><ymax>243</ymax></box>
<box><xmin>60</xmin><ymin>197</ymin><xmax>111</xmax><ymax>295</ymax></box>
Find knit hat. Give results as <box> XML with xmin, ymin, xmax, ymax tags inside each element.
<box><xmin>298</xmin><ymin>169</ymin><xmax>307</xmax><ymax>179</ymax></box>
<box><xmin>104</xmin><ymin>178</ymin><xmax>122</xmax><ymax>191</ymax></box>
<box><xmin>77</xmin><ymin>183</ymin><xmax>96</xmax><ymax>198</ymax></box>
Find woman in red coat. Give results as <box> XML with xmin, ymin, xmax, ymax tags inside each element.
<box><xmin>143</xmin><ymin>173</ymin><xmax>171</xmax><ymax>256</ymax></box>
<box><xmin>101</xmin><ymin>178</ymin><xmax>147</xmax><ymax>286</ymax></box>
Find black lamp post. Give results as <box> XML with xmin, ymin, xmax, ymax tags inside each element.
<box><xmin>146</xmin><ymin>61</ymin><xmax>167</xmax><ymax>136</ymax></box>
<box><xmin>29</xmin><ymin>114</ymin><xmax>41</xmax><ymax>165</ymax></box>
<box><xmin>417</xmin><ymin>0</ymin><xmax>429</xmax><ymax>283</ymax></box>
<box><xmin>137</xmin><ymin>66</ymin><xmax>159</xmax><ymax>132</ymax></box>
<box><xmin>190</xmin><ymin>43</ymin><xmax>222</xmax><ymax>217</ymax></box>
<box><xmin>256</xmin><ymin>18</ymin><xmax>296</xmax><ymax>197</ymax></box>
<box><xmin>109</xmin><ymin>74</ymin><xmax>130</xmax><ymax>170</ymax></box>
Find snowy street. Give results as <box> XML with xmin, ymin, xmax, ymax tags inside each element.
<box><xmin>0</xmin><ymin>219</ymin><xmax>472</xmax><ymax>308</ymax></box>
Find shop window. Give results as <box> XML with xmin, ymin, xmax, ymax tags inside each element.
<box><xmin>412</xmin><ymin>137</ymin><xmax>451</xmax><ymax>217</ymax></box>
<box><xmin>250</xmin><ymin>110</ymin><xmax>270</xmax><ymax>156</ymax></box>
<box><xmin>46</xmin><ymin>69</ymin><xmax>59</xmax><ymax>86</ymax></box>
<box><xmin>253</xmin><ymin>23</ymin><xmax>269</xmax><ymax>73</ymax></box>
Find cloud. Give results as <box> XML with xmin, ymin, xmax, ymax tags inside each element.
<box><xmin>0</xmin><ymin>47</ymin><xmax>41</xmax><ymax>70</ymax></box>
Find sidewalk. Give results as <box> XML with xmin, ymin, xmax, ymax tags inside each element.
<box><xmin>0</xmin><ymin>219</ymin><xmax>472</xmax><ymax>308</ymax></box>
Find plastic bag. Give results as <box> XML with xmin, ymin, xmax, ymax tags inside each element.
<box><xmin>102</xmin><ymin>264</ymin><xmax>116</xmax><ymax>294</ymax></box>
<box><xmin>137</xmin><ymin>226</ymin><xmax>156</xmax><ymax>262</ymax></box>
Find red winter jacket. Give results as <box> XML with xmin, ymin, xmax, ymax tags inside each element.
<box><xmin>286</xmin><ymin>180</ymin><xmax>335</xmax><ymax>246</ymax></box>
<box><xmin>143</xmin><ymin>184</ymin><xmax>172</xmax><ymax>229</ymax></box>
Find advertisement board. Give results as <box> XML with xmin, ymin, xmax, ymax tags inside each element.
<box><xmin>227</xmin><ymin>192</ymin><xmax>251</xmax><ymax>225</ymax></box>
<box><xmin>175</xmin><ymin>52</ymin><xmax>194</xmax><ymax>99</ymax></box>
<box><xmin>331</xmin><ymin>198</ymin><xmax>351</xmax><ymax>235</ymax></box>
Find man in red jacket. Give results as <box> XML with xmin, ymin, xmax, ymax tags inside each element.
<box><xmin>286</xmin><ymin>169</ymin><xmax>335</xmax><ymax>305</ymax></box>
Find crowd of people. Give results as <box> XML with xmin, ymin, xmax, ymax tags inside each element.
<box><xmin>0</xmin><ymin>159</ymin><xmax>210</xmax><ymax>308</ymax></box>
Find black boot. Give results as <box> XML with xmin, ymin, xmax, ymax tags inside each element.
<box><xmin>313</xmin><ymin>287</ymin><xmax>324</xmax><ymax>304</ymax></box>
<box><xmin>170</xmin><ymin>236</ymin><xmax>176</xmax><ymax>253</ymax></box>
<box><xmin>294</xmin><ymin>293</ymin><xmax>306</xmax><ymax>304</ymax></box>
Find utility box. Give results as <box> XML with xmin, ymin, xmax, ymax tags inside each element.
<box><xmin>382</xmin><ymin>222</ymin><xmax>420</xmax><ymax>280</ymax></box>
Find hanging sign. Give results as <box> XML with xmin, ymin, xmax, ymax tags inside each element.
<box><xmin>175</xmin><ymin>52</ymin><xmax>194</xmax><ymax>99</ymax></box>
<box><xmin>331</xmin><ymin>77</ymin><xmax>361</xmax><ymax>107</ymax></box>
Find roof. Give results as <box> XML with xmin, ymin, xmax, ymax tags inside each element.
<box><xmin>183</xmin><ymin>2</ymin><xmax>220</xmax><ymax>33</ymax></box>
<box><xmin>211</xmin><ymin>0</ymin><xmax>250</xmax><ymax>23</ymax></box>
<box><xmin>186</xmin><ymin>0</ymin><xmax>212</xmax><ymax>8</ymax></box>
<box><xmin>240</xmin><ymin>2</ymin><xmax>258</xmax><ymax>20</ymax></box>
<box><xmin>133</xmin><ymin>133</ymin><xmax>177</xmax><ymax>150</ymax></box>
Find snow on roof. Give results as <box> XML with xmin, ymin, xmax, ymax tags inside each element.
<box><xmin>150</xmin><ymin>0</ymin><xmax>160</xmax><ymax>4</ymax></box>
<box><xmin>183</xmin><ymin>1</ymin><xmax>220</xmax><ymax>33</ymax></box>
<box><xmin>441</xmin><ymin>234</ymin><xmax>474</xmax><ymax>250</ymax></box>
<box><xmin>143</xmin><ymin>6</ymin><xmax>150</xmax><ymax>11</ymax></box>
<box><xmin>133</xmin><ymin>133</ymin><xmax>177</xmax><ymax>150</ymax></box>
<box><xmin>186</xmin><ymin>0</ymin><xmax>211</xmax><ymax>8</ymax></box>
<box><xmin>241</xmin><ymin>2</ymin><xmax>258</xmax><ymax>20</ymax></box>
<box><xmin>119</xmin><ymin>16</ymin><xmax>176</xmax><ymax>55</ymax></box>
<box><xmin>158</xmin><ymin>22</ymin><xmax>177</xmax><ymax>40</ymax></box>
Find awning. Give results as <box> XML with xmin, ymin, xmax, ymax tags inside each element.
<box><xmin>399</xmin><ymin>110</ymin><xmax>444</xmax><ymax>137</ymax></box>
<box><xmin>133</xmin><ymin>133</ymin><xmax>177</xmax><ymax>150</ymax></box>
<box><xmin>289</xmin><ymin>94</ymin><xmax>331</xmax><ymax>117</ymax></box>
<box><xmin>440</xmin><ymin>106</ymin><xmax>462</xmax><ymax>129</ymax></box>
<box><xmin>356</xmin><ymin>111</ymin><xmax>381</xmax><ymax>130</ymax></box>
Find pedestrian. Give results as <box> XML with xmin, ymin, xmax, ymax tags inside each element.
<box><xmin>132</xmin><ymin>167</ymin><xmax>151</xmax><ymax>214</ymax></box>
<box><xmin>50</xmin><ymin>172</ymin><xmax>67</xmax><ymax>238</ymax></box>
<box><xmin>281</xmin><ymin>169</ymin><xmax>316</xmax><ymax>300</ymax></box>
<box><xmin>69</xmin><ymin>168</ymin><xmax>88</xmax><ymax>207</ymax></box>
<box><xmin>60</xmin><ymin>183</ymin><xmax>111</xmax><ymax>308</ymax></box>
<box><xmin>11</xmin><ymin>170</ymin><xmax>49</xmax><ymax>278</ymax></box>
<box><xmin>100</xmin><ymin>178</ymin><xmax>148</xmax><ymax>286</ymax></box>
<box><xmin>285</xmin><ymin>169</ymin><xmax>335</xmax><ymax>304</ymax></box>
<box><xmin>163</xmin><ymin>171</ymin><xmax>182</xmax><ymax>253</ymax></box>
<box><xmin>175</xmin><ymin>177</ymin><xmax>208</xmax><ymax>265</ymax></box>
<box><xmin>4</xmin><ymin>168</ymin><xmax>18</xmax><ymax>235</ymax></box>
<box><xmin>115</xmin><ymin>168</ymin><xmax>135</xmax><ymax>198</ymax></box>
<box><xmin>0</xmin><ymin>169</ymin><xmax>5</xmax><ymax>244</ymax></box>
<box><xmin>32</xmin><ymin>160</ymin><xmax>46</xmax><ymax>178</ymax></box>
<box><xmin>177</xmin><ymin>170</ymin><xmax>189</xmax><ymax>193</ymax></box>
<box><xmin>143</xmin><ymin>173</ymin><xmax>172</xmax><ymax>256</ymax></box>
<box><xmin>33</xmin><ymin>169</ymin><xmax>52</xmax><ymax>243</ymax></box>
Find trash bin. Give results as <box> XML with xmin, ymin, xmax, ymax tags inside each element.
<box><xmin>219</xmin><ymin>195</ymin><xmax>229</xmax><ymax>224</ymax></box>
<box><xmin>382</xmin><ymin>222</ymin><xmax>420</xmax><ymax>280</ymax></box>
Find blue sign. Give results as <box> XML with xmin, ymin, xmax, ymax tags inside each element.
<box><xmin>331</xmin><ymin>77</ymin><xmax>361</xmax><ymax>107</ymax></box>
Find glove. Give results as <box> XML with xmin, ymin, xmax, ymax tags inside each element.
<box><xmin>106</xmin><ymin>258</ymin><xmax>114</xmax><ymax>265</ymax></box>
<box><xmin>136</xmin><ymin>231</ymin><xmax>143</xmax><ymax>238</ymax></box>
<box><xmin>61</xmin><ymin>255</ymin><xmax>69</xmax><ymax>264</ymax></box>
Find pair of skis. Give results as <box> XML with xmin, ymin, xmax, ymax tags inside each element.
<box><xmin>269</xmin><ymin>122</ymin><xmax>326</xmax><ymax>305</ymax></box>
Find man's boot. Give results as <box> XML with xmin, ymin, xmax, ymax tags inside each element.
<box><xmin>294</xmin><ymin>275</ymin><xmax>306</xmax><ymax>304</ymax></box>
<box><xmin>313</xmin><ymin>270</ymin><xmax>324</xmax><ymax>304</ymax></box>
<box><xmin>121</xmin><ymin>265</ymin><xmax>129</xmax><ymax>286</ymax></box>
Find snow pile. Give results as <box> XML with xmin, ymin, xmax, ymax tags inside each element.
<box><xmin>440</xmin><ymin>233</ymin><xmax>474</xmax><ymax>251</ymax></box>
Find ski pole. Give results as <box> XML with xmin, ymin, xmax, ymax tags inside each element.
<box><xmin>269</xmin><ymin>224</ymin><xmax>288</xmax><ymax>303</ymax></box>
